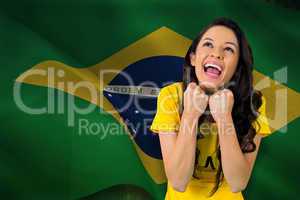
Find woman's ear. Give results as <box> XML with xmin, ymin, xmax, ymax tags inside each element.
<box><xmin>190</xmin><ymin>53</ymin><xmax>196</xmax><ymax>67</ymax></box>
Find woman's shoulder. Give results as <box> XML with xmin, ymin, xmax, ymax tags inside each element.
<box><xmin>157</xmin><ymin>82</ymin><xmax>183</xmax><ymax>108</ymax></box>
<box><xmin>159</xmin><ymin>82</ymin><xmax>183</xmax><ymax>97</ymax></box>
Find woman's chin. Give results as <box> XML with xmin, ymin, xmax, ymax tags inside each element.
<box><xmin>197</xmin><ymin>74</ymin><xmax>224</xmax><ymax>91</ymax></box>
<box><xmin>199</xmin><ymin>79</ymin><xmax>219</xmax><ymax>89</ymax></box>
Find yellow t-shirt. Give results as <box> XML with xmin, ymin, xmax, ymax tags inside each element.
<box><xmin>150</xmin><ymin>82</ymin><xmax>272</xmax><ymax>200</ymax></box>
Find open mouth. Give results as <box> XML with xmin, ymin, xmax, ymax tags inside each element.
<box><xmin>203</xmin><ymin>63</ymin><xmax>222</xmax><ymax>79</ymax></box>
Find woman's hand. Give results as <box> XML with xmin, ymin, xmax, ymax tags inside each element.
<box><xmin>209</xmin><ymin>89</ymin><xmax>234</xmax><ymax>123</ymax></box>
<box><xmin>183</xmin><ymin>82</ymin><xmax>209</xmax><ymax>119</ymax></box>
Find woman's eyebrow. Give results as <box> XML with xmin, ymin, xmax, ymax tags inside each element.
<box><xmin>203</xmin><ymin>37</ymin><xmax>214</xmax><ymax>41</ymax></box>
<box><xmin>225</xmin><ymin>42</ymin><xmax>238</xmax><ymax>48</ymax></box>
<box><xmin>203</xmin><ymin>37</ymin><xmax>238</xmax><ymax>48</ymax></box>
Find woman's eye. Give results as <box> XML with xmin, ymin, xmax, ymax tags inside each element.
<box><xmin>203</xmin><ymin>42</ymin><xmax>213</xmax><ymax>48</ymax></box>
<box><xmin>224</xmin><ymin>47</ymin><xmax>234</xmax><ymax>53</ymax></box>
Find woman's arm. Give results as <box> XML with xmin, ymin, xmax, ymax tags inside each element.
<box><xmin>209</xmin><ymin>89</ymin><xmax>263</xmax><ymax>193</ymax></box>
<box><xmin>158</xmin><ymin>82</ymin><xmax>209</xmax><ymax>192</ymax></box>
<box><xmin>217</xmin><ymin>116</ymin><xmax>262</xmax><ymax>193</ymax></box>
<box><xmin>159</xmin><ymin>112</ymin><xmax>198</xmax><ymax>192</ymax></box>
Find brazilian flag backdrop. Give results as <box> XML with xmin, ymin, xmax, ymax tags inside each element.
<box><xmin>1</xmin><ymin>0</ymin><xmax>300</xmax><ymax>200</ymax></box>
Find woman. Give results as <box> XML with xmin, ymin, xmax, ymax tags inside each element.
<box><xmin>150</xmin><ymin>18</ymin><xmax>272</xmax><ymax>200</ymax></box>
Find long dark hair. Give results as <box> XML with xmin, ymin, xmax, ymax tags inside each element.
<box><xmin>181</xmin><ymin>17</ymin><xmax>262</xmax><ymax>196</ymax></box>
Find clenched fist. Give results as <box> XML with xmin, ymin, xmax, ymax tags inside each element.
<box><xmin>209</xmin><ymin>89</ymin><xmax>234</xmax><ymax>123</ymax></box>
<box><xmin>183</xmin><ymin>82</ymin><xmax>209</xmax><ymax>119</ymax></box>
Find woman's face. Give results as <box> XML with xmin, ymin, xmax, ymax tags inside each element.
<box><xmin>190</xmin><ymin>25</ymin><xmax>240</xmax><ymax>90</ymax></box>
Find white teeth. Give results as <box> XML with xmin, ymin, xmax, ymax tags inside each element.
<box><xmin>204</xmin><ymin>63</ymin><xmax>222</xmax><ymax>71</ymax></box>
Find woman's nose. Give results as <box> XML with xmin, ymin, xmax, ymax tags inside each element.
<box><xmin>210</xmin><ymin>49</ymin><xmax>224</xmax><ymax>60</ymax></box>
